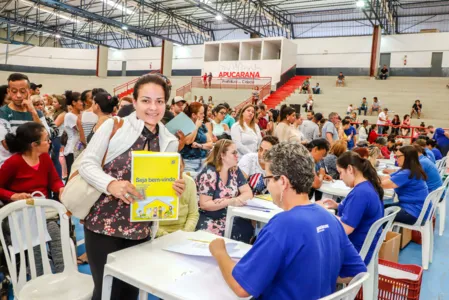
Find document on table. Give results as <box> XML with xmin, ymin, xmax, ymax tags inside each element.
<box><xmin>164</xmin><ymin>239</ymin><xmax>247</xmax><ymax>258</ymax></box>
<box><xmin>245</xmin><ymin>198</ymin><xmax>279</xmax><ymax>210</ymax></box>
<box><xmin>330</xmin><ymin>180</ymin><xmax>351</xmax><ymax>190</ymax></box>
<box><xmin>165</xmin><ymin>112</ymin><xmax>196</xmax><ymax>136</ymax></box>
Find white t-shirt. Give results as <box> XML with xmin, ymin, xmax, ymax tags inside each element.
<box><xmin>63</xmin><ymin>112</ymin><xmax>79</xmax><ymax>156</ymax></box>
<box><xmin>238</xmin><ymin>152</ymin><xmax>264</xmax><ymax>178</ymax></box>
<box><xmin>377</xmin><ymin>111</ymin><xmax>387</xmax><ymax>126</ymax></box>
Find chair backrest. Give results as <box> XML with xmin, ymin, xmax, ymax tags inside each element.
<box><xmin>0</xmin><ymin>194</ymin><xmax>75</xmax><ymax>296</ymax></box>
<box><xmin>414</xmin><ymin>186</ymin><xmax>445</xmax><ymax>227</ymax></box>
<box><xmin>359</xmin><ymin>206</ymin><xmax>401</xmax><ymax>263</ymax></box>
<box><xmin>319</xmin><ymin>272</ymin><xmax>369</xmax><ymax>300</ymax></box>
<box><xmin>437</xmin><ymin>158</ymin><xmax>447</xmax><ymax>177</ymax></box>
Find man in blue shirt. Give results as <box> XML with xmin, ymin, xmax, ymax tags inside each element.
<box><xmin>416</xmin><ymin>146</ymin><xmax>442</xmax><ymax>192</ymax></box>
<box><xmin>209</xmin><ymin>143</ymin><xmax>366</xmax><ymax>299</ymax></box>
<box><xmin>343</xmin><ymin>118</ymin><xmax>357</xmax><ymax>150</ymax></box>
<box><xmin>426</xmin><ymin>139</ymin><xmax>443</xmax><ymax>161</ymax></box>
<box><xmin>428</xmin><ymin>125</ymin><xmax>449</xmax><ymax>157</ymax></box>
<box><xmin>415</xmin><ymin>139</ymin><xmax>435</xmax><ymax>163</ymax></box>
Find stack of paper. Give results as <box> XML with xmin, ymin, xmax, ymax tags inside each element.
<box><xmin>163</xmin><ymin>239</ymin><xmax>245</xmax><ymax>258</ymax></box>
<box><xmin>331</xmin><ymin>180</ymin><xmax>351</xmax><ymax>190</ymax></box>
<box><xmin>245</xmin><ymin>198</ymin><xmax>279</xmax><ymax>210</ymax></box>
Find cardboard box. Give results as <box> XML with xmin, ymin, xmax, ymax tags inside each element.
<box><xmin>401</xmin><ymin>228</ymin><xmax>412</xmax><ymax>249</ymax></box>
<box><xmin>379</xmin><ymin>231</ymin><xmax>401</xmax><ymax>263</ymax></box>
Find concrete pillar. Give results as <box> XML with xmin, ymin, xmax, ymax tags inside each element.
<box><xmin>161</xmin><ymin>40</ymin><xmax>173</xmax><ymax>77</ymax></box>
<box><xmin>369</xmin><ymin>25</ymin><xmax>381</xmax><ymax>78</ymax></box>
<box><xmin>96</xmin><ymin>45</ymin><xmax>108</xmax><ymax>78</ymax></box>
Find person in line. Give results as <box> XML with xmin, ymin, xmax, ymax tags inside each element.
<box><xmin>79</xmin><ymin>74</ymin><xmax>185</xmax><ymax>300</ymax></box>
<box><xmin>358</xmin><ymin>120</ymin><xmax>369</xmax><ymax>144</ymax></box>
<box><xmin>336</xmin><ymin>72</ymin><xmax>345</xmax><ymax>87</ymax></box>
<box><xmin>306</xmin><ymin>139</ymin><xmax>332</xmax><ymax>200</ymax></box>
<box><xmin>209</xmin><ymin>143</ymin><xmax>367</xmax><ymax>299</ymax></box>
<box><xmin>273</xmin><ymin>105</ymin><xmax>302</xmax><ymax>144</ymax></box>
<box><xmin>181</xmin><ymin>102</ymin><xmax>213</xmax><ymax>173</ymax></box>
<box><xmin>322</xmin><ymin>112</ymin><xmax>340</xmax><ymax>145</ymax></box>
<box><xmin>118</xmin><ymin>96</ymin><xmax>132</xmax><ymax>111</ymax></box>
<box><xmin>86</xmin><ymin>92</ymin><xmax>118</xmax><ymax>144</ymax></box>
<box><xmin>63</xmin><ymin>90</ymin><xmax>84</xmax><ymax>177</ymax></box>
<box><xmin>293</xmin><ymin>113</ymin><xmax>306</xmax><ymax>141</ymax></box>
<box><xmin>222</xmin><ymin>102</ymin><xmax>236</xmax><ymax>129</ymax></box>
<box><xmin>231</xmin><ymin>104</ymin><xmax>262</xmax><ymax>158</ymax></box>
<box><xmin>376</xmin><ymin>108</ymin><xmax>389</xmax><ymax>134</ymax></box>
<box><xmin>342</xmin><ymin>119</ymin><xmax>356</xmax><ymax>150</ymax></box>
<box><xmin>0</xmin><ymin>73</ymin><xmax>49</xmax><ymax>167</ymax></box>
<box><xmin>207</xmin><ymin>72</ymin><xmax>213</xmax><ymax>88</ymax></box>
<box><xmin>411</xmin><ymin>99</ymin><xmax>422</xmax><ymax>119</ymax></box>
<box><xmin>256</xmin><ymin>104</ymin><xmax>274</xmax><ymax>136</ymax></box>
<box><xmin>426</xmin><ymin>139</ymin><xmax>443</xmax><ymax>161</ymax></box>
<box><xmin>401</xmin><ymin>114</ymin><xmax>411</xmax><ymax>137</ymax></box>
<box><xmin>252</xmin><ymin>86</ymin><xmax>260</xmax><ymax>105</ymax></box>
<box><xmin>300</xmin><ymin>112</ymin><xmax>323</xmax><ymax>142</ymax></box>
<box><xmin>170</xmin><ymin>96</ymin><xmax>186</xmax><ymax>117</ymax></box>
<box><xmin>319</xmin><ymin>151</ymin><xmax>384</xmax><ymax>265</ymax></box>
<box><xmin>379</xmin><ymin>65</ymin><xmax>389</xmax><ymax>80</ymax></box>
<box><xmin>368</xmin><ymin>124</ymin><xmax>378</xmax><ymax>144</ymax></box>
<box><xmin>156</xmin><ymin>158</ymin><xmax>199</xmax><ymax>237</ymax></box>
<box><xmin>78</xmin><ymin>89</ymin><xmax>96</xmax><ymax>148</ymax></box>
<box><xmin>358</xmin><ymin>97</ymin><xmax>368</xmax><ymax>116</ymax></box>
<box><xmin>369</xmin><ymin>97</ymin><xmax>381</xmax><ymax>115</ymax></box>
<box><xmin>207</xmin><ymin>104</ymin><xmax>230</xmax><ymax>141</ymax></box>
<box><xmin>428</xmin><ymin>125</ymin><xmax>449</xmax><ymax>156</ymax></box>
<box><xmin>381</xmin><ymin>145</ymin><xmax>429</xmax><ymax>225</ymax></box>
<box><xmin>238</xmin><ymin>136</ymin><xmax>279</xmax><ymax>195</ymax></box>
<box><xmin>323</xmin><ymin>140</ymin><xmax>348</xmax><ymax>180</ymax></box>
<box><xmin>51</xmin><ymin>95</ymin><xmax>67</xmax><ymax>178</ymax></box>
<box><xmin>312</xmin><ymin>83</ymin><xmax>320</xmax><ymax>94</ymax></box>
<box><xmin>195</xmin><ymin>139</ymin><xmax>254</xmax><ymax>242</ymax></box>
<box><xmin>30</xmin><ymin>82</ymin><xmax>42</xmax><ymax>96</ymax></box>
<box><xmin>390</xmin><ymin>114</ymin><xmax>401</xmax><ymax>136</ymax></box>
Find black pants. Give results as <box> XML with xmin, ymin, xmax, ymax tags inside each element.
<box><xmin>379</xmin><ymin>74</ymin><xmax>388</xmax><ymax>80</ymax></box>
<box><xmin>84</xmin><ymin>228</ymin><xmax>148</xmax><ymax>300</ymax></box>
<box><xmin>65</xmin><ymin>153</ymin><xmax>74</xmax><ymax>178</ymax></box>
<box><xmin>384</xmin><ymin>203</ymin><xmax>417</xmax><ymax>225</ymax></box>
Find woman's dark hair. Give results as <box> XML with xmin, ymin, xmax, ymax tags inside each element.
<box><xmin>94</xmin><ymin>92</ymin><xmax>119</xmax><ymax>114</ymax></box>
<box><xmin>81</xmin><ymin>90</ymin><xmax>92</xmax><ymax>101</ymax></box>
<box><xmin>368</xmin><ymin>124</ymin><xmax>376</xmax><ymax>135</ymax></box>
<box><xmin>362</xmin><ymin>119</ymin><xmax>369</xmax><ymax>126</ymax></box>
<box><xmin>203</xmin><ymin>104</ymin><xmax>210</xmax><ymax>123</ymax></box>
<box><xmin>5</xmin><ymin>122</ymin><xmax>45</xmax><ymax>153</ymax></box>
<box><xmin>91</xmin><ymin>88</ymin><xmax>106</xmax><ymax>98</ymax></box>
<box><xmin>133</xmin><ymin>74</ymin><xmax>170</xmax><ymax>102</ymax></box>
<box><xmin>0</xmin><ymin>85</ymin><xmax>7</xmax><ymax>106</ymax></box>
<box><xmin>398</xmin><ymin>145</ymin><xmax>427</xmax><ymax>181</ymax></box>
<box><xmin>305</xmin><ymin>138</ymin><xmax>330</xmax><ymax>153</ymax></box>
<box><xmin>270</xmin><ymin>109</ymin><xmax>279</xmax><ymax>123</ymax></box>
<box><xmin>261</xmin><ymin>135</ymin><xmax>279</xmax><ymax>146</ymax></box>
<box><xmin>64</xmin><ymin>90</ymin><xmax>82</xmax><ymax>106</ymax></box>
<box><xmin>183</xmin><ymin>102</ymin><xmax>203</xmax><ymax>118</ymax></box>
<box><xmin>426</xmin><ymin>139</ymin><xmax>437</xmax><ymax>148</ymax></box>
<box><xmin>212</xmin><ymin>104</ymin><xmax>227</xmax><ymax>115</ymax></box>
<box><xmin>337</xmin><ymin>151</ymin><xmax>384</xmax><ymax>200</ymax></box>
<box><xmin>279</xmin><ymin>104</ymin><xmax>295</xmax><ymax>121</ymax></box>
<box><xmin>117</xmin><ymin>104</ymin><xmax>135</xmax><ymax>118</ymax></box>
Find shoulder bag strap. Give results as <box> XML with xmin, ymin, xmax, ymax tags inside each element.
<box><xmin>101</xmin><ymin>118</ymin><xmax>124</xmax><ymax>166</ymax></box>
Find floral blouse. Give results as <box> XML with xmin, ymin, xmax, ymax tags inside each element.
<box><xmin>84</xmin><ymin>127</ymin><xmax>160</xmax><ymax>240</ymax></box>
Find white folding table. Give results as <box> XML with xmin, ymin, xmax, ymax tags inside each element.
<box><xmin>101</xmin><ymin>230</ymin><xmax>251</xmax><ymax>300</ymax></box>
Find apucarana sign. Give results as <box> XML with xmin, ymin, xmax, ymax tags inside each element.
<box><xmin>218</xmin><ymin>71</ymin><xmax>261</xmax><ymax>78</ymax></box>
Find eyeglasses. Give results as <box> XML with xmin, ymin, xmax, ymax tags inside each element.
<box><xmin>263</xmin><ymin>175</ymin><xmax>281</xmax><ymax>186</ymax></box>
<box><xmin>218</xmin><ymin>111</ymin><xmax>226</xmax><ymax>115</ymax></box>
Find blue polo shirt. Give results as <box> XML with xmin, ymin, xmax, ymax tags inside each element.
<box><xmin>338</xmin><ymin>181</ymin><xmax>384</xmax><ymax>265</ymax></box>
<box><xmin>419</xmin><ymin>155</ymin><xmax>442</xmax><ymax>192</ymax></box>
<box><xmin>344</xmin><ymin>126</ymin><xmax>357</xmax><ymax>149</ymax></box>
<box><xmin>431</xmin><ymin>148</ymin><xmax>443</xmax><ymax>161</ymax></box>
<box><xmin>424</xmin><ymin>148</ymin><xmax>436</xmax><ymax>163</ymax></box>
<box><xmin>390</xmin><ymin>169</ymin><xmax>429</xmax><ymax>218</ymax></box>
<box><xmin>232</xmin><ymin>204</ymin><xmax>367</xmax><ymax>299</ymax></box>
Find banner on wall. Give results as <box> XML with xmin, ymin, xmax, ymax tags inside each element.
<box><xmin>218</xmin><ymin>71</ymin><xmax>260</xmax><ymax>78</ymax></box>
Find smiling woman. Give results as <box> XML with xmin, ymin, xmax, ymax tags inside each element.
<box><xmin>77</xmin><ymin>74</ymin><xmax>185</xmax><ymax>300</ymax></box>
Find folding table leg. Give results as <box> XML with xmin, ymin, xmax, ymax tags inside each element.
<box><xmin>101</xmin><ymin>273</ymin><xmax>114</xmax><ymax>300</ymax></box>
<box><xmin>139</xmin><ymin>290</ymin><xmax>148</xmax><ymax>300</ymax></box>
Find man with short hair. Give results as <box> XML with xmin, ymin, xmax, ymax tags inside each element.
<box><xmin>312</xmin><ymin>83</ymin><xmax>320</xmax><ymax>94</ymax></box>
<box><xmin>369</xmin><ymin>97</ymin><xmax>381</xmax><ymax>115</ymax></box>
<box><xmin>342</xmin><ymin>119</ymin><xmax>357</xmax><ymax>150</ymax></box>
<box><xmin>30</xmin><ymin>83</ymin><xmax>42</xmax><ymax>95</ymax></box>
<box><xmin>306</xmin><ymin>111</ymin><xmax>314</xmax><ymax>121</ymax></box>
<box><xmin>301</xmin><ymin>113</ymin><xmax>323</xmax><ymax>142</ymax></box>
<box><xmin>0</xmin><ymin>73</ymin><xmax>49</xmax><ymax>166</ymax></box>
<box><xmin>415</xmin><ymin>139</ymin><xmax>436</xmax><ymax>163</ymax></box>
<box><xmin>322</xmin><ymin>112</ymin><xmax>340</xmax><ymax>145</ymax></box>
<box><xmin>221</xmin><ymin>102</ymin><xmax>236</xmax><ymax>128</ymax></box>
<box><xmin>336</xmin><ymin>72</ymin><xmax>345</xmax><ymax>87</ymax></box>
<box><xmin>358</xmin><ymin>97</ymin><xmax>368</xmax><ymax>116</ymax></box>
<box><xmin>379</xmin><ymin>65</ymin><xmax>389</xmax><ymax>80</ymax></box>
<box><xmin>376</xmin><ymin>108</ymin><xmax>389</xmax><ymax>134</ymax></box>
<box><xmin>170</xmin><ymin>96</ymin><xmax>186</xmax><ymax>116</ymax></box>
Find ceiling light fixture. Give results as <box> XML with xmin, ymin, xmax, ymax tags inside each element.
<box><xmin>55</xmin><ymin>34</ymin><xmax>61</xmax><ymax>39</ymax></box>
<box><xmin>121</xmin><ymin>25</ymin><xmax>128</xmax><ymax>30</ymax></box>
<box><xmin>356</xmin><ymin>0</ymin><xmax>365</xmax><ymax>8</ymax></box>
<box><xmin>215</xmin><ymin>15</ymin><xmax>223</xmax><ymax>21</ymax></box>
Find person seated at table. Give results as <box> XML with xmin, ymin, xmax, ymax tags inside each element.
<box><xmin>368</xmin><ymin>146</ymin><xmax>382</xmax><ymax>168</ymax></box>
<box><xmin>306</xmin><ymin>139</ymin><xmax>333</xmax><ymax>200</ymax></box>
<box><xmin>156</xmin><ymin>159</ymin><xmax>199</xmax><ymax>237</ymax></box>
<box><xmin>318</xmin><ymin>151</ymin><xmax>384</xmax><ymax>265</ymax></box>
<box><xmin>323</xmin><ymin>140</ymin><xmax>347</xmax><ymax>180</ymax></box>
<box><xmin>426</xmin><ymin>139</ymin><xmax>443</xmax><ymax>161</ymax></box>
<box><xmin>381</xmin><ymin>146</ymin><xmax>429</xmax><ymax>225</ymax></box>
<box><xmin>414</xmin><ymin>139</ymin><xmax>436</xmax><ymax>163</ymax></box>
<box><xmin>0</xmin><ymin>122</ymin><xmax>65</xmax><ymax>275</ymax></box>
<box><xmin>374</xmin><ymin>137</ymin><xmax>390</xmax><ymax>159</ymax></box>
<box><xmin>352</xmin><ymin>147</ymin><xmax>369</xmax><ymax>159</ymax></box>
<box><xmin>209</xmin><ymin>143</ymin><xmax>367</xmax><ymax>299</ymax></box>
<box><xmin>238</xmin><ymin>136</ymin><xmax>279</xmax><ymax>195</ymax></box>
<box><xmin>195</xmin><ymin>139</ymin><xmax>254</xmax><ymax>243</ymax></box>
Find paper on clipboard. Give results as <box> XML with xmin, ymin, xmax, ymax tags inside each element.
<box><xmin>164</xmin><ymin>239</ymin><xmax>245</xmax><ymax>258</ymax></box>
<box><xmin>165</xmin><ymin>112</ymin><xmax>196</xmax><ymax>136</ymax></box>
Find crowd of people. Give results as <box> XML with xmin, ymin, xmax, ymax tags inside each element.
<box><xmin>0</xmin><ymin>72</ymin><xmax>448</xmax><ymax>300</ymax></box>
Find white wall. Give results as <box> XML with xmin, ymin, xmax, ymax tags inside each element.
<box><xmin>281</xmin><ymin>39</ymin><xmax>297</xmax><ymax>73</ymax></box>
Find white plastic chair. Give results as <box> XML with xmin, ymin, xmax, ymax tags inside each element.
<box><xmin>436</xmin><ymin>157</ymin><xmax>447</xmax><ymax>177</ymax></box>
<box><xmin>358</xmin><ymin>206</ymin><xmax>400</xmax><ymax>300</ymax></box>
<box><xmin>392</xmin><ymin>187</ymin><xmax>445</xmax><ymax>270</ymax></box>
<box><xmin>319</xmin><ymin>272</ymin><xmax>369</xmax><ymax>300</ymax></box>
<box><xmin>437</xmin><ymin>176</ymin><xmax>449</xmax><ymax>236</ymax></box>
<box><xmin>0</xmin><ymin>195</ymin><xmax>93</xmax><ymax>299</ymax></box>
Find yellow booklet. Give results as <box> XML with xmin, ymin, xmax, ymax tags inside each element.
<box><xmin>130</xmin><ymin>151</ymin><xmax>180</xmax><ymax>222</ymax></box>
<box><xmin>255</xmin><ymin>194</ymin><xmax>273</xmax><ymax>202</ymax></box>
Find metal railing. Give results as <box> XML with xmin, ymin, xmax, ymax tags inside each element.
<box><xmin>175</xmin><ymin>82</ymin><xmax>192</xmax><ymax>98</ymax></box>
<box><xmin>234</xmin><ymin>82</ymin><xmax>271</xmax><ymax>112</ymax></box>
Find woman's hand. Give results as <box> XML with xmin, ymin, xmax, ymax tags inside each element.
<box><xmin>58</xmin><ymin>187</ymin><xmax>65</xmax><ymax>201</ymax></box>
<box><xmin>195</xmin><ymin>119</ymin><xmax>203</xmax><ymax>128</ymax></box>
<box><xmin>107</xmin><ymin>180</ymin><xmax>143</xmax><ymax>204</ymax></box>
<box><xmin>192</xmin><ymin>142</ymin><xmax>202</xmax><ymax>149</ymax></box>
<box><xmin>230</xmin><ymin>197</ymin><xmax>247</xmax><ymax>207</ymax></box>
<box><xmin>172</xmin><ymin>179</ymin><xmax>186</xmax><ymax>197</ymax></box>
<box><xmin>317</xmin><ymin>199</ymin><xmax>338</xmax><ymax>209</ymax></box>
<box><xmin>10</xmin><ymin>193</ymin><xmax>32</xmax><ymax>201</ymax></box>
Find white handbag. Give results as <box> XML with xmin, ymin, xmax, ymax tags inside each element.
<box><xmin>61</xmin><ymin>118</ymin><xmax>124</xmax><ymax>219</ymax></box>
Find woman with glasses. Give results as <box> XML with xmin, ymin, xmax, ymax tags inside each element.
<box><xmin>195</xmin><ymin>139</ymin><xmax>254</xmax><ymax>242</ymax></box>
<box><xmin>209</xmin><ymin>143</ymin><xmax>366</xmax><ymax>299</ymax></box>
<box><xmin>381</xmin><ymin>145</ymin><xmax>429</xmax><ymax>225</ymax></box>
<box><xmin>207</xmin><ymin>104</ymin><xmax>230</xmax><ymax>141</ymax></box>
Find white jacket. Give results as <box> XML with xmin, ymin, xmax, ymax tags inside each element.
<box><xmin>79</xmin><ymin>111</ymin><xmax>179</xmax><ymax>195</ymax></box>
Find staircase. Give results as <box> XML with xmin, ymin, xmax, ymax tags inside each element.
<box><xmin>113</xmin><ymin>70</ymin><xmax>160</xmax><ymax>98</ymax></box>
<box><xmin>264</xmin><ymin>76</ymin><xmax>309</xmax><ymax>109</ymax></box>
